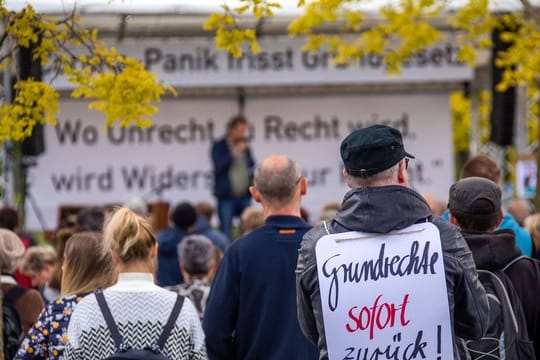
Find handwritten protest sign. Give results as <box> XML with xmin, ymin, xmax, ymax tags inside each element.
<box><xmin>315</xmin><ymin>222</ymin><xmax>453</xmax><ymax>360</ymax></box>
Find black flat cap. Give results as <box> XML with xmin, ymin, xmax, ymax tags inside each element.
<box><xmin>448</xmin><ymin>177</ymin><xmax>501</xmax><ymax>215</ymax></box>
<box><xmin>340</xmin><ymin>124</ymin><xmax>414</xmax><ymax>177</ymax></box>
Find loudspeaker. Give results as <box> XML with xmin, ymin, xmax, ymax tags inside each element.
<box><xmin>489</xmin><ymin>28</ymin><xmax>516</xmax><ymax>147</ymax></box>
<box><xmin>18</xmin><ymin>42</ymin><xmax>45</xmax><ymax>156</ymax></box>
<box><xmin>21</xmin><ymin>124</ymin><xmax>45</xmax><ymax>156</ymax></box>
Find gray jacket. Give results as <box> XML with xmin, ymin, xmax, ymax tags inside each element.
<box><xmin>296</xmin><ymin>185</ymin><xmax>489</xmax><ymax>359</ymax></box>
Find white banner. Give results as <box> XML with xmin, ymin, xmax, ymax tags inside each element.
<box><xmin>43</xmin><ymin>36</ymin><xmax>473</xmax><ymax>89</ymax></box>
<box><xmin>25</xmin><ymin>92</ymin><xmax>454</xmax><ymax>230</ymax></box>
<box><xmin>315</xmin><ymin>223</ymin><xmax>453</xmax><ymax>360</ymax></box>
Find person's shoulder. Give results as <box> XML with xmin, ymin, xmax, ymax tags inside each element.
<box><xmin>231</xmin><ymin>223</ymin><xmax>274</xmax><ymax>247</ymax></box>
<box><xmin>431</xmin><ymin>216</ymin><xmax>464</xmax><ymax>248</ymax></box>
<box><xmin>174</xmin><ymin>296</ymin><xmax>200</xmax><ymax>328</ymax></box>
<box><xmin>303</xmin><ymin>222</ymin><xmax>330</xmax><ymax>243</ymax></box>
<box><xmin>70</xmin><ymin>292</ymin><xmax>97</xmax><ymax>313</ymax></box>
<box><xmin>48</xmin><ymin>293</ymin><xmax>87</xmax><ymax>313</ymax></box>
<box><xmin>164</xmin><ymin>284</ymin><xmax>182</xmax><ymax>293</ymax></box>
<box><xmin>431</xmin><ymin>215</ymin><xmax>456</xmax><ymax>232</ymax></box>
<box><xmin>298</xmin><ymin>222</ymin><xmax>328</xmax><ymax>256</ymax></box>
<box><xmin>510</xmin><ymin>256</ymin><xmax>540</xmax><ymax>274</ymax></box>
<box><xmin>211</xmin><ymin>137</ymin><xmax>227</xmax><ymax>149</ymax></box>
<box><xmin>156</xmin><ymin>226</ymin><xmax>180</xmax><ymax>239</ymax></box>
<box><xmin>20</xmin><ymin>287</ymin><xmax>43</xmax><ymax>306</ymax></box>
<box><xmin>204</xmin><ymin>229</ymin><xmax>229</xmax><ymax>250</ymax></box>
<box><xmin>207</xmin><ymin>228</ymin><xmax>229</xmax><ymax>243</ymax></box>
<box><xmin>156</xmin><ymin>227</ymin><xmax>183</xmax><ymax>251</ymax></box>
<box><xmin>500</xmin><ymin>212</ymin><xmax>531</xmax><ymax>238</ymax></box>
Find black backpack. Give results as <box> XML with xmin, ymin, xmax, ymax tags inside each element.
<box><xmin>95</xmin><ymin>291</ymin><xmax>184</xmax><ymax>360</ymax></box>
<box><xmin>3</xmin><ymin>286</ymin><xmax>27</xmax><ymax>360</ymax></box>
<box><xmin>457</xmin><ymin>256</ymin><xmax>535</xmax><ymax>359</ymax></box>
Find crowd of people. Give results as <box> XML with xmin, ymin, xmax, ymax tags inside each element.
<box><xmin>2</xmin><ymin>122</ymin><xmax>540</xmax><ymax>359</ymax></box>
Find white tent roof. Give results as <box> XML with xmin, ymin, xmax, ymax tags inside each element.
<box><xmin>4</xmin><ymin>0</ymin><xmax>536</xmax><ymax>38</ymax></box>
<box><xmin>5</xmin><ymin>0</ymin><xmax>535</xmax><ymax>15</ymax></box>
<box><xmin>5</xmin><ymin>0</ymin><xmax>302</xmax><ymax>14</ymax></box>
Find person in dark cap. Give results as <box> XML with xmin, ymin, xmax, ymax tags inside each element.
<box><xmin>441</xmin><ymin>154</ymin><xmax>534</xmax><ymax>256</ymax></box>
<box><xmin>156</xmin><ymin>201</ymin><xmax>197</xmax><ymax>286</ymax></box>
<box><xmin>449</xmin><ymin>177</ymin><xmax>540</xmax><ymax>357</ymax></box>
<box><xmin>296</xmin><ymin>124</ymin><xmax>489</xmax><ymax>358</ymax></box>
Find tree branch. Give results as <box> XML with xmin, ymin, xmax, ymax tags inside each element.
<box><xmin>518</xmin><ymin>0</ymin><xmax>540</xmax><ymax>25</ymax></box>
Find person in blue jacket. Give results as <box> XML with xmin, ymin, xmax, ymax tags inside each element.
<box><xmin>156</xmin><ymin>202</ymin><xmax>197</xmax><ymax>286</ymax></box>
<box><xmin>211</xmin><ymin>115</ymin><xmax>255</xmax><ymax>239</ymax></box>
<box><xmin>192</xmin><ymin>214</ymin><xmax>229</xmax><ymax>254</ymax></box>
<box><xmin>441</xmin><ymin>154</ymin><xmax>533</xmax><ymax>256</ymax></box>
<box><xmin>203</xmin><ymin>154</ymin><xmax>318</xmax><ymax>360</ymax></box>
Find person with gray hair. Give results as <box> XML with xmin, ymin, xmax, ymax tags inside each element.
<box><xmin>296</xmin><ymin>125</ymin><xmax>489</xmax><ymax>359</ymax></box>
<box><xmin>203</xmin><ymin>154</ymin><xmax>318</xmax><ymax>360</ymax></box>
<box><xmin>167</xmin><ymin>235</ymin><xmax>217</xmax><ymax>321</ymax></box>
<box><xmin>20</xmin><ymin>245</ymin><xmax>60</xmax><ymax>303</ymax></box>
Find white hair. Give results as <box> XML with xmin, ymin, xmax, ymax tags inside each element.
<box><xmin>346</xmin><ymin>162</ymin><xmax>400</xmax><ymax>188</ymax></box>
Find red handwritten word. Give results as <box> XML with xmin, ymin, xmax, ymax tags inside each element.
<box><xmin>345</xmin><ymin>294</ymin><xmax>410</xmax><ymax>340</ymax></box>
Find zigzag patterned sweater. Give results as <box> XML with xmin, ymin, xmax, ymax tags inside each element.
<box><xmin>64</xmin><ymin>273</ymin><xmax>206</xmax><ymax>359</ymax></box>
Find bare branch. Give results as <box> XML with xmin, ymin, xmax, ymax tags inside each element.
<box><xmin>0</xmin><ymin>31</ymin><xmax>9</xmax><ymax>51</ymax></box>
<box><xmin>518</xmin><ymin>0</ymin><xmax>540</xmax><ymax>24</ymax></box>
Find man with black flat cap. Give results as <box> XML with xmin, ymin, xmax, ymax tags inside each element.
<box><xmin>296</xmin><ymin>124</ymin><xmax>489</xmax><ymax>359</ymax></box>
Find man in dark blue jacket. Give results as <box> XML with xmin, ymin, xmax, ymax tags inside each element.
<box><xmin>211</xmin><ymin>115</ymin><xmax>255</xmax><ymax>239</ymax></box>
<box><xmin>203</xmin><ymin>154</ymin><xmax>318</xmax><ymax>360</ymax></box>
<box><xmin>156</xmin><ymin>202</ymin><xmax>197</xmax><ymax>286</ymax></box>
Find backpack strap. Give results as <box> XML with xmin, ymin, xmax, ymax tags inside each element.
<box><xmin>502</xmin><ymin>255</ymin><xmax>528</xmax><ymax>272</ymax></box>
<box><xmin>477</xmin><ymin>270</ymin><xmax>520</xmax><ymax>333</ymax></box>
<box><xmin>3</xmin><ymin>286</ymin><xmax>28</xmax><ymax>304</ymax></box>
<box><xmin>95</xmin><ymin>290</ymin><xmax>124</xmax><ymax>349</ymax></box>
<box><xmin>156</xmin><ymin>295</ymin><xmax>184</xmax><ymax>349</ymax></box>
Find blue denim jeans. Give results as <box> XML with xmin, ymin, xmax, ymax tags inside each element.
<box><xmin>217</xmin><ymin>195</ymin><xmax>251</xmax><ymax>239</ymax></box>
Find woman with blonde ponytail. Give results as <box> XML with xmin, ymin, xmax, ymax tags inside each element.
<box><xmin>64</xmin><ymin>207</ymin><xmax>206</xmax><ymax>359</ymax></box>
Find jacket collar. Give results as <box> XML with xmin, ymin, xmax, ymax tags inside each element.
<box><xmin>265</xmin><ymin>215</ymin><xmax>309</xmax><ymax>228</ymax></box>
<box><xmin>334</xmin><ymin>185</ymin><xmax>432</xmax><ymax>233</ymax></box>
<box><xmin>109</xmin><ymin>272</ymin><xmax>158</xmax><ymax>292</ymax></box>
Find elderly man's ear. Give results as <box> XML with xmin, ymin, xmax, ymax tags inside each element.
<box><xmin>398</xmin><ymin>159</ymin><xmax>408</xmax><ymax>185</ymax></box>
<box><xmin>249</xmin><ymin>178</ymin><xmax>307</xmax><ymax>203</ymax></box>
<box><xmin>249</xmin><ymin>186</ymin><xmax>261</xmax><ymax>203</ymax></box>
<box><xmin>299</xmin><ymin>177</ymin><xmax>307</xmax><ymax>195</ymax></box>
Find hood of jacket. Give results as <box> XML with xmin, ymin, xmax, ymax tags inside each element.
<box><xmin>334</xmin><ymin>185</ymin><xmax>432</xmax><ymax>233</ymax></box>
<box><xmin>461</xmin><ymin>229</ymin><xmax>521</xmax><ymax>271</ymax></box>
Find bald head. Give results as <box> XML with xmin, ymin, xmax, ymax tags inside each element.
<box><xmin>253</xmin><ymin>154</ymin><xmax>303</xmax><ymax>207</ymax></box>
